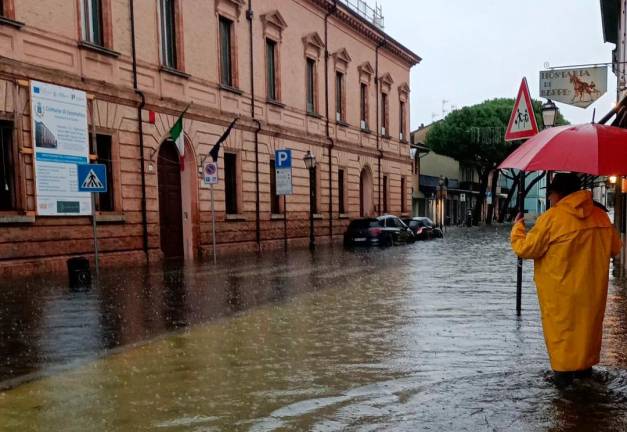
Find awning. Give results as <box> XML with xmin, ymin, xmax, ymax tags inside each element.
<box><xmin>411</xmin><ymin>143</ymin><xmax>430</xmax><ymax>154</ymax></box>
<box><xmin>419</xmin><ymin>175</ymin><xmax>460</xmax><ymax>190</ymax></box>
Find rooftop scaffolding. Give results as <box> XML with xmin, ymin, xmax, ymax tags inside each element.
<box><xmin>338</xmin><ymin>0</ymin><xmax>384</xmax><ymax>29</ymax></box>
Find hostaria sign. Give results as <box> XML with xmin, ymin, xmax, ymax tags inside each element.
<box><xmin>539</xmin><ymin>66</ymin><xmax>607</xmax><ymax>108</ymax></box>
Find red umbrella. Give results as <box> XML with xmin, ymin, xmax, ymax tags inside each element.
<box><xmin>499</xmin><ymin>123</ymin><xmax>627</xmax><ymax>175</ymax></box>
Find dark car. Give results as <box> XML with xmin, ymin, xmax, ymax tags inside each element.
<box><xmin>344</xmin><ymin>215</ymin><xmax>415</xmax><ymax>247</ymax></box>
<box><xmin>402</xmin><ymin>217</ymin><xmax>444</xmax><ymax>240</ymax></box>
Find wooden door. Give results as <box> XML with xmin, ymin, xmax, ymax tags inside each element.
<box><xmin>158</xmin><ymin>141</ymin><xmax>184</xmax><ymax>258</ymax></box>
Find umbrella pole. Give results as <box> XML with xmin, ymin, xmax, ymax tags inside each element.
<box><xmin>516</xmin><ymin>171</ymin><xmax>525</xmax><ymax>316</ymax></box>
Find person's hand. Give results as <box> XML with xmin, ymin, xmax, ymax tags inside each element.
<box><xmin>515</xmin><ymin>213</ymin><xmax>524</xmax><ymax>224</ymax></box>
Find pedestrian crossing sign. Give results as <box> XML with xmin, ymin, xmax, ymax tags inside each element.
<box><xmin>505</xmin><ymin>77</ymin><xmax>539</xmax><ymax>142</ymax></box>
<box><xmin>77</xmin><ymin>164</ymin><xmax>107</xmax><ymax>193</ymax></box>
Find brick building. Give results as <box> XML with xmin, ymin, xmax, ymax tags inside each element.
<box><xmin>0</xmin><ymin>0</ymin><xmax>420</xmax><ymax>275</ymax></box>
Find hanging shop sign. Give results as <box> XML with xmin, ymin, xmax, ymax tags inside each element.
<box><xmin>539</xmin><ymin>66</ymin><xmax>607</xmax><ymax>108</ymax></box>
<box><xmin>31</xmin><ymin>81</ymin><xmax>90</xmax><ymax>216</ymax></box>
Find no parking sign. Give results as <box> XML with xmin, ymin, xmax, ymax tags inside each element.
<box><xmin>203</xmin><ymin>161</ymin><xmax>218</xmax><ymax>185</ymax></box>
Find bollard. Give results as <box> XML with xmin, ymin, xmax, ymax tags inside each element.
<box><xmin>67</xmin><ymin>257</ymin><xmax>91</xmax><ymax>290</ymax></box>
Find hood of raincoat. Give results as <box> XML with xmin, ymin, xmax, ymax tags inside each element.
<box><xmin>555</xmin><ymin>190</ymin><xmax>594</xmax><ymax>219</ymax></box>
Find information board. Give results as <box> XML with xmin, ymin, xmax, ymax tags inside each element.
<box><xmin>275</xmin><ymin>149</ymin><xmax>293</xmax><ymax>195</ymax></box>
<box><xmin>31</xmin><ymin>81</ymin><xmax>91</xmax><ymax>215</ymax></box>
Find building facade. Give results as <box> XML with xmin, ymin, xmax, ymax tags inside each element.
<box><xmin>601</xmin><ymin>0</ymin><xmax>627</xmax><ymax>272</ymax></box>
<box><xmin>416</xmin><ymin>152</ymin><xmax>458</xmax><ymax>224</ymax></box>
<box><xmin>0</xmin><ymin>0</ymin><xmax>420</xmax><ymax>275</ymax></box>
<box><xmin>411</xmin><ymin>124</ymin><xmax>480</xmax><ymax>225</ymax></box>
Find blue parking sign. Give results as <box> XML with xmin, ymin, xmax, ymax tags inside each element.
<box><xmin>275</xmin><ymin>149</ymin><xmax>292</xmax><ymax>169</ymax></box>
<box><xmin>77</xmin><ymin>164</ymin><xmax>107</xmax><ymax>193</ymax></box>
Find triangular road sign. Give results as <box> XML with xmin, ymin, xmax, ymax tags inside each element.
<box><xmin>82</xmin><ymin>169</ymin><xmax>104</xmax><ymax>189</ymax></box>
<box><xmin>505</xmin><ymin>77</ymin><xmax>539</xmax><ymax>141</ymax></box>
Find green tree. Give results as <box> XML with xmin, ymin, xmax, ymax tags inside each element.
<box><xmin>425</xmin><ymin>98</ymin><xmax>567</xmax><ymax>224</ymax></box>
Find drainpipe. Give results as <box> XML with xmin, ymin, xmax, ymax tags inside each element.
<box><xmin>253</xmin><ymin>118</ymin><xmax>261</xmax><ymax>248</ymax></box>
<box><xmin>247</xmin><ymin>0</ymin><xmax>261</xmax><ymax>251</ymax></box>
<box><xmin>324</xmin><ymin>0</ymin><xmax>337</xmax><ymax>240</ymax></box>
<box><xmin>130</xmin><ymin>0</ymin><xmax>149</xmax><ymax>259</ymax></box>
<box><xmin>375</xmin><ymin>38</ymin><xmax>386</xmax><ymax>213</ymax></box>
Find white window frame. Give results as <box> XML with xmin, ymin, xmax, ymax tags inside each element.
<box><xmin>159</xmin><ymin>0</ymin><xmax>177</xmax><ymax>68</ymax></box>
<box><xmin>81</xmin><ymin>0</ymin><xmax>102</xmax><ymax>45</ymax></box>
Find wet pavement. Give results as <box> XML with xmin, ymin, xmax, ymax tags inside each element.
<box><xmin>1</xmin><ymin>226</ymin><xmax>627</xmax><ymax>431</ymax></box>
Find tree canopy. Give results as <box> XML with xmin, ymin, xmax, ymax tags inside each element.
<box><xmin>425</xmin><ymin>98</ymin><xmax>568</xmax><ymax>174</ymax></box>
<box><xmin>424</xmin><ymin>98</ymin><xmax>569</xmax><ymax>224</ymax></box>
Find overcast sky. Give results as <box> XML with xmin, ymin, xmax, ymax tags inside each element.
<box><xmin>379</xmin><ymin>0</ymin><xmax>616</xmax><ymax>130</ymax></box>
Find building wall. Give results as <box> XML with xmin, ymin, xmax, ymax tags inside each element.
<box><xmin>419</xmin><ymin>152</ymin><xmax>459</xmax><ymax>180</ymax></box>
<box><xmin>498</xmin><ymin>172</ymin><xmax>547</xmax><ymax>219</ymax></box>
<box><xmin>604</xmin><ymin>0</ymin><xmax>627</xmax><ymax>270</ymax></box>
<box><xmin>523</xmin><ymin>172</ymin><xmax>547</xmax><ymax>218</ymax></box>
<box><xmin>0</xmin><ymin>0</ymin><xmax>419</xmax><ymax>275</ymax></box>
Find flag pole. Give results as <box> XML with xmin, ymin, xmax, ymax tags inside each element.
<box><xmin>211</xmin><ymin>183</ymin><xmax>217</xmax><ymax>265</ymax></box>
<box><xmin>180</xmin><ymin>101</ymin><xmax>193</xmax><ymax>117</ymax></box>
<box><xmin>206</xmin><ymin>115</ymin><xmax>238</xmax><ymax>265</ymax></box>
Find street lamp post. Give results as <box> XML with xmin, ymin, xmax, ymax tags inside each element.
<box><xmin>541</xmin><ymin>99</ymin><xmax>558</xmax><ymax>129</ymax></box>
<box><xmin>304</xmin><ymin>151</ymin><xmax>317</xmax><ymax>251</ymax></box>
<box><xmin>541</xmin><ymin>99</ymin><xmax>559</xmax><ymax>210</ymax></box>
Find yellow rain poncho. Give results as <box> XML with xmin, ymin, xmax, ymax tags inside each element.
<box><xmin>511</xmin><ymin>190</ymin><xmax>621</xmax><ymax>372</ymax></box>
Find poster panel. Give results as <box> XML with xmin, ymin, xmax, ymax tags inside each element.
<box><xmin>31</xmin><ymin>81</ymin><xmax>91</xmax><ymax>215</ymax></box>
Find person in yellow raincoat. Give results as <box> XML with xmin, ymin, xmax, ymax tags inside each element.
<box><xmin>511</xmin><ymin>173</ymin><xmax>621</xmax><ymax>386</ymax></box>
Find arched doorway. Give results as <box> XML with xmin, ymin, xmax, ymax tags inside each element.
<box><xmin>158</xmin><ymin>140</ymin><xmax>184</xmax><ymax>258</ymax></box>
<box><xmin>360</xmin><ymin>166</ymin><xmax>373</xmax><ymax>217</ymax></box>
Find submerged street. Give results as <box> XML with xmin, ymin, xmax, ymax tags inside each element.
<box><xmin>2</xmin><ymin>227</ymin><xmax>627</xmax><ymax>431</ymax></box>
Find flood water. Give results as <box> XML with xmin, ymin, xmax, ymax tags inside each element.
<box><xmin>2</xmin><ymin>226</ymin><xmax>627</xmax><ymax>431</ymax></box>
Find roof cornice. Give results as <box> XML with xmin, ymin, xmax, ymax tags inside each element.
<box><xmin>307</xmin><ymin>0</ymin><xmax>421</xmax><ymax>67</ymax></box>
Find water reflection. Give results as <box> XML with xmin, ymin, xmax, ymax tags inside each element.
<box><xmin>225</xmin><ymin>274</ymin><xmax>243</xmax><ymax>313</ymax></box>
<box><xmin>1</xmin><ymin>227</ymin><xmax>627</xmax><ymax>431</ymax></box>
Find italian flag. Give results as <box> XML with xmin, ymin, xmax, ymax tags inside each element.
<box><xmin>169</xmin><ymin>113</ymin><xmax>185</xmax><ymax>171</ymax></box>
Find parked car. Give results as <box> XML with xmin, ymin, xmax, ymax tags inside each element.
<box><xmin>344</xmin><ymin>215</ymin><xmax>415</xmax><ymax>247</ymax></box>
<box><xmin>402</xmin><ymin>217</ymin><xmax>444</xmax><ymax>240</ymax></box>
